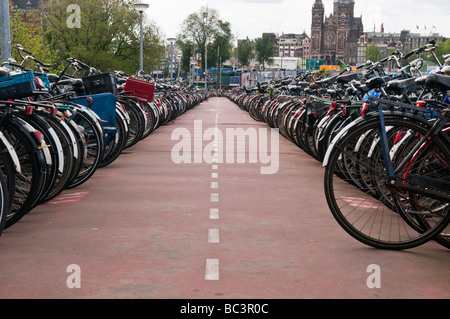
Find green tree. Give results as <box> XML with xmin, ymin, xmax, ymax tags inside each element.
<box><xmin>254</xmin><ymin>34</ymin><xmax>277</xmax><ymax>70</ymax></box>
<box><xmin>366</xmin><ymin>43</ymin><xmax>381</xmax><ymax>62</ymax></box>
<box><xmin>423</xmin><ymin>39</ymin><xmax>450</xmax><ymax>65</ymax></box>
<box><xmin>207</xmin><ymin>20</ymin><xmax>233</xmax><ymax>68</ymax></box>
<box><xmin>40</xmin><ymin>0</ymin><xmax>164</xmax><ymax>75</ymax></box>
<box><xmin>179</xmin><ymin>40</ymin><xmax>194</xmax><ymax>74</ymax></box>
<box><xmin>178</xmin><ymin>7</ymin><xmax>233</xmax><ymax>73</ymax></box>
<box><xmin>8</xmin><ymin>8</ymin><xmax>62</xmax><ymax>72</ymax></box>
<box><xmin>237</xmin><ymin>39</ymin><xmax>254</xmax><ymax>68</ymax></box>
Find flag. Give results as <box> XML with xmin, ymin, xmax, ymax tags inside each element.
<box><xmin>424</xmin><ymin>26</ymin><xmax>427</xmax><ymax>30</ymax></box>
<box><xmin>417</xmin><ymin>25</ymin><xmax>419</xmax><ymax>29</ymax></box>
<box><xmin>433</xmin><ymin>25</ymin><xmax>436</xmax><ymax>29</ymax></box>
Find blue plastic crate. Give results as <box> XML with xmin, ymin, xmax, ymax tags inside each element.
<box><xmin>0</xmin><ymin>71</ymin><xmax>50</xmax><ymax>100</ymax></box>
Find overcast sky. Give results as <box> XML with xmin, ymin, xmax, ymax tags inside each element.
<box><xmin>144</xmin><ymin>0</ymin><xmax>450</xmax><ymax>43</ymax></box>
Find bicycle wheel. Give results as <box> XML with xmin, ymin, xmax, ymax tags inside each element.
<box><xmin>324</xmin><ymin>114</ymin><xmax>450</xmax><ymax>250</ymax></box>
<box><xmin>123</xmin><ymin>100</ymin><xmax>145</xmax><ymax>149</ymax></box>
<box><xmin>139</xmin><ymin>101</ymin><xmax>156</xmax><ymax>139</ymax></box>
<box><xmin>18</xmin><ymin>113</ymin><xmax>60</xmax><ymax>204</ymax></box>
<box><xmin>97</xmin><ymin>110</ymin><xmax>128</xmax><ymax>168</ymax></box>
<box><xmin>64</xmin><ymin>106</ymin><xmax>104</xmax><ymax>189</ymax></box>
<box><xmin>39</xmin><ymin>115</ymin><xmax>77</xmax><ymax>203</ymax></box>
<box><xmin>0</xmin><ymin>168</ymin><xmax>8</xmax><ymax>236</ymax></box>
<box><xmin>2</xmin><ymin>117</ymin><xmax>48</xmax><ymax>229</ymax></box>
<box><xmin>0</xmin><ymin>144</ymin><xmax>16</xmax><ymax>209</ymax></box>
<box><xmin>392</xmin><ymin>126</ymin><xmax>450</xmax><ymax>249</ymax></box>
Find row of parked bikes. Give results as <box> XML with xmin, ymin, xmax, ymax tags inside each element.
<box><xmin>0</xmin><ymin>44</ymin><xmax>207</xmax><ymax>236</ymax></box>
<box><xmin>225</xmin><ymin>40</ymin><xmax>450</xmax><ymax>250</ymax></box>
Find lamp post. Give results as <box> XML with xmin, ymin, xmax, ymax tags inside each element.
<box><xmin>1</xmin><ymin>0</ymin><xmax>12</xmax><ymax>65</ymax></box>
<box><xmin>167</xmin><ymin>37</ymin><xmax>176</xmax><ymax>80</ymax></box>
<box><xmin>133</xmin><ymin>3</ymin><xmax>149</xmax><ymax>72</ymax></box>
<box><xmin>203</xmin><ymin>6</ymin><xmax>208</xmax><ymax>92</ymax></box>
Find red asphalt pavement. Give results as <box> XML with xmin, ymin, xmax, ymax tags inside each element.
<box><xmin>0</xmin><ymin>97</ymin><xmax>448</xmax><ymax>299</ymax></box>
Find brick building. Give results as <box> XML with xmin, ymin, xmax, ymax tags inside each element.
<box><xmin>310</xmin><ymin>0</ymin><xmax>363</xmax><ymax>66</ymax></box>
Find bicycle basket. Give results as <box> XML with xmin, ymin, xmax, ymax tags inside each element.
<box><xmin>82</xmin><ymin>73</ymin><xmax>118</xmax><ymax>95</ymax></box>
<box><xmin>0</xmin><ymin>71</ymin><xmax>50</xmax><ymax>100</ymax></box>
<box><xmin>124</xmin><ymin>78</ymin><xmax>155</xmax><ymax>102</ymax></box>
<box><xmin>69</xmin><ymin>93</ymin><xmax>117</xmax><ymax>134</ymax></box>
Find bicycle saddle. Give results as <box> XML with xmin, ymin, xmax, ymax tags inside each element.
<box><xmin>386</xmin><ymin>78</ymin><xmax>417</xmax><ymax>92</ymax></box>
<box><xmin>424</xmin><ymin>73</ymin><xmax>450</xmax><ymax>91</ymax></box>
<box><xmin>46</xmin><ymin>73</ymin><xmax>60</xmax><ymax>83</ymax></box>
<box><xmin>365</xmin><ymin>77</ymin><xmax>385</xmax><ymax>89</ymax></box>
<box><xmin>0</xmin><ymin>67</ymin><xmax>10</xmax><ymax>77</ymax></box>
<box><xmin>337</xmin><ymin>73</ymin><xmax>358</xmax><ymax>84</ymax></box>
<box><xmin>58</xmin><ymin>77</ymin><xmax>83</xmax><ymax>87</ymax></box>
<box><xmin>440</xmin><ymin>66</ymin><xmax>450</xmax><ymax>75</ymax></box>
<box><xmin>296</xmin><ymin>81</ymin><xmax>310</xmax><ymax>88</ymax></box>
<box><xmin>315</xmin><ymin>75</ymin><xmax>338</xmax><ymax>86</ymax></box>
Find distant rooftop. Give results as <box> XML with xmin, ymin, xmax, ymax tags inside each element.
<box><xmin>11</xmin><ymin>0</ymin><xmax>40</xmax><ymax>10</ymax></box>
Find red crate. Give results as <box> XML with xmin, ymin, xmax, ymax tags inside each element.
<box><xmin>124</xmin><ymin>78</ymin><xmax>155</xmax><ymax>102</ymax></box>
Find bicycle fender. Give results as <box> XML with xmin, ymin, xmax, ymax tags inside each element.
<box><xmin>322</xmin><ymin>115</ymin><xmax>367</xmax><ymax>167</ymax></box>
<box><xmin>17</xmin><ymin>117</ymin><xmax>53</xmax><ymax>166</ymax></box>
<box><xmin>0</xmin><ymin>131</ymin><xmax>21</xmax><ymax>175</ymax></box>
<box><xmin>322</xmin><ymin>111</ymin><xmax>434</xmax><ymax>167</ymax></box>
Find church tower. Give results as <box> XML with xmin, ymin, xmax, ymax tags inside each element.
<box><xmin>310</xmin><ymin>0</ymin><xmax>362</xmax><ymax>66</ymax></box>
<box><xmin>335</xmin><ymin>0</ymin><xmax>355</xmax><ymax>60</ymax></box>
<box><xmin>311</xmin><ymin>0</ymin><xmax>324</xmax><ymax>58</ymax></box>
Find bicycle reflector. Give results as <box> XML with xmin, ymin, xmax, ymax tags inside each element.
<box><xmin>360</xmin><ymin>103</ymin><xmax>370</xmax><ymax>116</ymax></box>
<box><xmin>327</xmin><ymin>101</ymin><xmax>337</xmax><ymax>116</ymax></box>
<box><xmin>31</xmin><ymin>131</ymin><xmax>43</xmax><ymax>145</ymax></box>
<box><xmin>26</xmin><ymin>105</ymin><xmax>34</xmax><ymax>115</ymax></box>
<box><xmin>416</xmin><ymin>101</ymin><xmax>426</xmax><ymax>108</ymax></box>
<box><xmin>50</xmin><ymin>107</ymin><xmax>58</xmax><ymax>117</ymax></box>
<box><xmin>34</xmin><ymin>77</ymin><xmax>45</xmax><ymax>89</ymax></box>
<box><xmin>394</xmin><ymin>131</ymin><xmax>406</xmax><ymax>144</ymax></box>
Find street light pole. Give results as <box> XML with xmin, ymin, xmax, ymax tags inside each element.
<box><xmin>1</xmin><ymin>0</ymin><xmax>12</xmax><ymax>65</ymax></box>
<box><xmin>167</xmin><ymin>38</ymin><xmax>176</xmax><ymax>81</ymax></box>
<box><xmin>133</xmin><ymin>3</ymin><xmax>149</xmax><ymax>72</ymax></box>
<box><xmin>204</xmin><ymin>6</ymin><xmax>208</xmax><ymax>92</ymax></box>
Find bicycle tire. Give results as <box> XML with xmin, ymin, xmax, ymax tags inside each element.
<box><xmin>0</xmin><ymin>168</ymin><xmax>8</xmax><ymax>236</ymax></box>
<box><xmin>18</xmin><ymin>113</ymin><xmax>60</xmax><ymax>204</ymax></box>
<box><xmin>123</xmin><ymin>100</ymin><xmax>145</xmax><ymax>149</ymax></box>
<box><xmin>65</xmin><ymin>107</ymin><xmax>104</xmax><ymax>189</ymax></box>
<box><xmin>2</xmin><ymin>117</ymin><xmax>47</xmax><ymax>229</ymax></box>
<box><xmin>139</xmin><ymin>101</ymin><xmax>156</xmax><ymax>139</ymax></box>
<box><xmin>98</xmin><ymin>110</ymin><xmax>128</xmax><ymax>168</ymax></box>
<box><xmin>39</xmin><ymin>115</ymin><xmax>77</xmax><ymax>203</ymax></box>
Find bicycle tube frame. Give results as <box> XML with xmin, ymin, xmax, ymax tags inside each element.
<box><xmin>392</xmin><ymin>116</ymin><xmax>448</xmax><ymax>176</ymax></box>
<box><xmin>377</xmin><ymin>108</ymin><xmax>395</xmax><ymax>179</ymax></box>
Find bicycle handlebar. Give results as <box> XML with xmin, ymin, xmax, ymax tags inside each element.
<box><xmin>17</xmin><ymin>44</ymin><xmax>32</xmax><ymax>55</ymax></box>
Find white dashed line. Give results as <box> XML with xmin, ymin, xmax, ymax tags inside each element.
<box><xmin>208</xmin><ymin>229</ymin><xmax>220</xmax><ymax>243</ymax></box>
<box><xmin>205</xmin><ymin>259</ymin><xmax>219</xmax><ymax>280</ymax></box>
<box><xmin>210</xmin><ymin>208</ymin><xmax>219</xmax><ymax>220</ymax></box>
<box><xmin>210</xmin><ymin>193</ymin><xmax>219</xmax><ymax>202</ymax></box>
<box><xmin>205</xmin><ymin>101</ymin><xmax>221</xmax><ymax>282</ymax></box>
